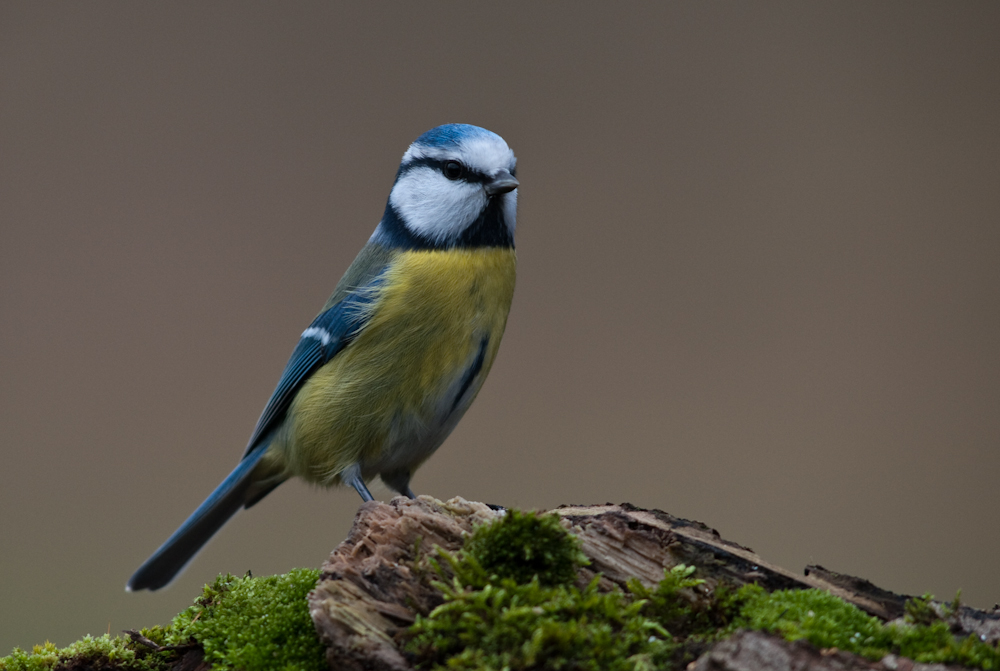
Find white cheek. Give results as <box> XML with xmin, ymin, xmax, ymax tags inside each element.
<box><xmin>390</xmin><ymin>168</ymin><xmax>486</xmax><ymax>243</ymax></box>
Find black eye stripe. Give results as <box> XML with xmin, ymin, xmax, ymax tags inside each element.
<box><xmin>398</xmin><ymin>157</ymin><xmax>489</xmax><ymax>184</ymax></box>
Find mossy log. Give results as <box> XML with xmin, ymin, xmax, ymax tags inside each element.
<box><xmin>307</xmin><ymin>496</ymin><xmax>999</xmax><ymax>671</ymax></box>
<box><xmin>6</xmin><ymin>497</ymin><xmax>997</xmax><ymax>671</ymax></box>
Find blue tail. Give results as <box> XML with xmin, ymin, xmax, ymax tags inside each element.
<box><xmin>126</xmin><ymin>446</ymin><xmax>275</xmax><ymax>591</ymax></box>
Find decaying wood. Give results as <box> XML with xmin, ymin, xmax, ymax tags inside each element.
<box><xmin>691</xmin><ymin>630</ymin><xmax>968</xmax><ymax>671</ymax></box>
<box><xmin>307</xmin><ymin>497</ymin><xmax>999</xmax><ymax>671</ymax></box>
<box><xmin>554</xmin><ymin>503</ymin><xmax>999</xmax><ymax>643</ymax></box>
<box><xmin>308</xmin><ymin>496</ymin><xmax>501</xmax><ymax>671</ymax></box>
<box><xmin>804</xmin><ymin>565</ymin><xmax>1000</xmax><ymax>645</ymax></box>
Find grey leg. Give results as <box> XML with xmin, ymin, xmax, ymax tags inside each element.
<box><xmin>342</xmin><ymin>463</ymin><xmax>374</xmax><ymax>502</ymax></box>
<box><xmin>381</xmin><ymin>469</ymin><xmax>416</xmax><ymax>499</ymax></box>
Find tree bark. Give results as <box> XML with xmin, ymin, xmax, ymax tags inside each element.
<box><xmin>307</xmin><ymin>496</ymin><xmax>999</xmax><ymax>671</ymax></box>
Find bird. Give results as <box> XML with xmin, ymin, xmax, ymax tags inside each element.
<box><xmin>127</xmin><ymin>123</ymin><xmax>519</xmax><ymax>591</ymax></box>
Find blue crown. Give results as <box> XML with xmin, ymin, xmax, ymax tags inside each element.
<box><xmin>414</xmin><ymin>124</ymin><xmax>496</xmax><ymax>148</ymax></box>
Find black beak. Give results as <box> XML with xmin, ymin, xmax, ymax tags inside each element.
<box><xmin>484</xmin><ymin>169</ymin><xmax>519</xmax><ymax>196</ymax></box>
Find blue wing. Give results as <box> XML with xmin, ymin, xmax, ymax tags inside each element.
<box><xmin>125</xmin><ymin>276</ymin><xmax>384</xmax><ymax>591</ymax></box>
<box><xmin>241</xmin><ymin>281</ymin><xmax>380</xmax><ymax>460</ymax></box>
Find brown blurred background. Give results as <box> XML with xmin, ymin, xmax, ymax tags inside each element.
<box><xmin>2</xmin><ymin>1</ymin><xmax>998</xmax><ymax>654</ymax></box>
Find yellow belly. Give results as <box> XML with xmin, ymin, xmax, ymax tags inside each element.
<box><xmin>274</xmin><ymin>247</ymin><xmax>516</xmax><ymax>485</ymax></box>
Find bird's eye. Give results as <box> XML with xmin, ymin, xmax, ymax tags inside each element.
<box><xmin>443</xmin><ymin>160</ymin><xmax>464</xmax><ymax>180</ymax></box>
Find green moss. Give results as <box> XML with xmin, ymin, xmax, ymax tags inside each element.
<box><xmin>894</xmin><ymin>620</ymin><xmax>984</xmax><ymax>666</ymax></box>
<box><xmin>904</xmin><ymin>592</ymin><xmax>947</xmax><ymax>626</ymax></box>
<box><xmin>1</xmin><ymin>570</ymin><xmax>324</xmax><ymax>671</ymax></box>
<box><xmin>408</xmin><ymin>574</ymin><xmax>675</xmax><ymax>671</ymax></box>
<box><xmin>462</xmin><ymin>509</ymin><xmax>589</xmax><ymax>586</ymax></box>
<box><xmin>737</xmin><ymin>584</ymin><xmax>892</xmax><ymax>658</ymax></box>
<box><xmin>407</xmin><ymin>511</ymin><xmax>724</xmax><ymax>671</ymax></box>
<box><xmin>628</xmin><ymin>565</ymin><xmax>743</xmax><ymax>643</ymax></box>
<box><xmin>737</xmin><ymin>586</ymin><xmax>1000</xmax><ymax>670</ymax></box>
<box><xmin>407</xmin><ymin>509</ymin><xmax>1000</xmax><ymax>671</ymax></box>
<box><xmin>167</xmin><ymin>569</ymin><xmax>325</xmax><ymax>671</ymax></box>
<box><xmin>0</xmin><ymin>628</ymin><xmax>173</xmax><ymax>671</ymax></box>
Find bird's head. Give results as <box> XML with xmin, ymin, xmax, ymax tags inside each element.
<box><xmin>373</xmin><ymin>124</ymin><xmax>518</xmax><ymax>249</ymax></box>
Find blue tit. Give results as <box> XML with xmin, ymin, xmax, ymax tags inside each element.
<box><xmin>127</xmin><ymin>124</ymin><xmax>518</xmax><ymax>591</ymax></box>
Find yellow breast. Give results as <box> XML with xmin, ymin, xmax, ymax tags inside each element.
<box><xmin>279</xmin><ymin>247</ymin><xmax>516</xmax><ymax>485</ymax></box>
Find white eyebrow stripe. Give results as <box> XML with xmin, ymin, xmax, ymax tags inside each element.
<box><xmin>402</xmin><ymin>136</ymin><xmax>516</xmax><ymax>175</ymax></box>
<box><xmin>301</xmin><ymin>326</ymin><xmax>332</xmax><ymax>346</ymax></box>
